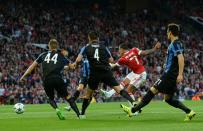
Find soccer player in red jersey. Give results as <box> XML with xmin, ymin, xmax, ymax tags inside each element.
<box><xmin>101</xmin><ymin>42</ymin><xmax>161</xmax><ymax>114</ymax></box>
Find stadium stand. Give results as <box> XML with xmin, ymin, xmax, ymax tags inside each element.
<box><xmin>0</xmin><ymin>0</ymin><xmax>202</xmax><ymax>104</ymax></box>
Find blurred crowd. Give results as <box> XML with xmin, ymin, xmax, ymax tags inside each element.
<box><xmin>0</xmin><ymin>0</ymin><xmax>202</xmax><ymax>104</ymax></box>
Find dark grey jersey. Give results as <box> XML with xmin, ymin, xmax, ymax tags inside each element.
<box><xmin>36</xmin><ymin>50</ymin><xmax>69</xmax><ymax>80</ymax></box>
<box><xmin>80</xmin><ymin>43</ymin><xmax>112</xmax><ymax>71</ymax></box>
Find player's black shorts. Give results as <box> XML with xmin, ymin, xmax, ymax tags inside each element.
<box><xmin>153</xmin><ymin>73</ymin><xmax>177</xmax><ymax>95</ymax></box>
<box><xmin>79</xmin><ymin>76</ymin><xmax>88</xmax><ymax>87</ymax></box>
<box><xmin>88</xmin><ymin>70</ymin><xmax>119</xmax><ymax>90</ymax></box>
<box><xmin>43</xmin><ymin>77</ymin><xmax>68</xmax><ymax>100</ymax></box>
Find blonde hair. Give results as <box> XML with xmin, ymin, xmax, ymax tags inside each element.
<box><xmin>48</xmin><ymin>39</ymin><xmax>58</xmax><ymax>49</ymax></box>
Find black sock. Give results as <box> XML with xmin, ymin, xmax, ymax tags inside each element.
<box><xmin>81</xmin><ymin>98</ymin><xmax>91</xmax><ymax>115</ymax></box>
<box><xmin>132</xmin><ymin>90</ymin><xmax>155</xmax><ymax>113</ymax></box>
<box><xmin>49</xmin><ymin>100</ymin><xmax>58</xmax><ymax>109</ymax></box>
<box><xmin>67</xmin><ymin>97</ymin><xmax>80</xmax><ymax>117</ymax></box>
<box><xmin>165</xmin><ymin>98</ymin><xmax>191</xmax><ymax>114</ymax></box>
<box><xmin>73</xmin><ymin>90</ymin><xmax>80</xmax><ymax>100</ymax></box>
<box><xmin>120</xmin><ymin>89</ymin><xmax>134</xmax><ymax>103</ymax></box>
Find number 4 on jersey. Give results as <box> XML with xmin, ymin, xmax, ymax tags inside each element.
<box><xmin>94</xmin><ymin>48</ymin><xmax>100</xmax><ymax>61</ymax></box>
<box><xmin>44</xmin><ymin>53</ymin><xmax>58</xmax><ymax>64</ymax></box>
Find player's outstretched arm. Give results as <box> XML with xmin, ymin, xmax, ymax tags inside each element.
<box><xmin>73</xmin><ymin>54</ymin><xmax>83</xmax><ymax>68</ymax></box>
<box><xmin>140</xmin><ymin>42</ymin><xmax>161</xmax><ymax>55</ymax></box>
<box><xmin>20</xmin><ymin>61</ymin><xmax>38</xmax><ymax>81</ymax></box>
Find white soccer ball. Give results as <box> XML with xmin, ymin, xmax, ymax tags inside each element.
<box><xmin>13</xmin><ymin>103</ymin><xmax>24</xmax><ymax>114</ymax></box>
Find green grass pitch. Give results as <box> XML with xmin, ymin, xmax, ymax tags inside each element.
<box><xmin>0</xmin><ymin>101</ymin><xmax>202</xmax><ymax>131</ymax></box>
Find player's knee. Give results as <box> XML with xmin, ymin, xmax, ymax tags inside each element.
<box><xmin>127</xmin><ymin>85</ymin><xmax>135</xmax><ymax>93</ymax></box>
<box><xmin>112</xmin><ymin>86</ymin><xmax>122</xmax><ymax>93</ymax></box>
<box><xmin>123</xmin><ymin>79</ymin><xmax>130</xmax><ymax>85</ymax></box>
<box><xmin>150</xmin><ymin>87</ymin><xmax>158</xmax><ymax>94</ymax></box>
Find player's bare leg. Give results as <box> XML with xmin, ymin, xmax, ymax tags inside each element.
<box><xmin>126</xmin><ymin>85</ymin><xmax>136</xmax><ymax>107</ymax></box>
<box><xmin>73</xmin><ymin>84</ymin><xmax>85</xmax><ymax>100</ymax></box>
<box><xmin>112</xmin><ymin>85</ymin><xmax>135</xmax><ymax>104</ymax></box>
<box><xmin>132</xmin><ymin>87</ymin><xmax>158</xmax><ymax>112</ymax></box>
<box><xmin>65</xmin><ymin>84</ymin><xmax>85</xmax><ymax>111</ymax></box>
<box><xmin>48</xmin><ymin>98</ymin><xmax>65</xmax><ymax>120</ymax></box>
<box><xmin>101</xmin><ymin>78</ymin><xmax>130</xmax><ymax>98</ymax></box>
<box><xmin>164</xmin><ymin>94</ymin><xmax>195</xmax><ymax>121</ymax></box>
<box><xmin>126</xmin><ymin>85</ymin><xmax>142</xmax><ymax>115</ymax></box>
<box><xmin>80</xmin><ymin>87</ymin><xmax>94</xmax><ymax>118</ymax></box>
<box><xmin>64</xmin><ymin>95</ymin><xmax>80</xmax><ymax>118</ymax></box>
<box><xmin>121</xmin><ymin>86</ymin><xmax>158</xmax><ymax>117</ymax></box>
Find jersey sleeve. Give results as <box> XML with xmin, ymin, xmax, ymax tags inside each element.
<box><xmin>132</xmin><ymin>48</ymin><xmax>142</xmax><ymax>55</ymax></box>
<box><xmin>117</xmin><ymin>57</ymin><xmax>127</xmax><ymax>66</ymax></box>
<box><xmin>63</xmin><ymin>57</ymin><xmax>70</xmax><ymax>65</ymax></box>
<box><xmin>36</xmin><ymin>53</ymin><xmax>45</xmax><ymax>64</ymax></box>
<box><xmin>105</xmin><ymin>47</ymin><xmax>112</xmax><ymax>58</ymax></box>
<box><xmin>173</xmin><ymin>42</ymin><xmax>184</xmax><ymax>56</ymax></box>
<box><xmin>79</xmin><ymin>46</ymin><xmax>87</xmax><ymax>56</ymax></box>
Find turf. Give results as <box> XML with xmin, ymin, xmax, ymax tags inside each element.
<box><xmin>0</xmin><ymin>101</ymin><xmax>202</xmax><ymax>131</ymax></box>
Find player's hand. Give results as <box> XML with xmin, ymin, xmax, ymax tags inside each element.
<box><xmin>154</xmin><ymin>42</ymin><xmax>161</xmax><ymax>50</ymax></box>
<box><xmin>69</xmin><ymin>63</ymin><xmax>76</xmax><ymax>70</ymax></box>
<box><xmin>177</xmin><ymin>74</ymin><xmax>183</xmax><ymax>83</ymax></box>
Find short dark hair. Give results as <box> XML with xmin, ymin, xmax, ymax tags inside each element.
<box><xmin>88</xmin><ymin>31</ymin><xmax>98</xmax><ymax>40</ymax></box>
<box><xmin>119</xmin><ymin>44</ymin><xmax>130</xmax><ymax>50</ymax></box>
<box><xmin>167</xmin><ymin>23</ymin><xmax>180</xmax><ymax>37</ymax></box>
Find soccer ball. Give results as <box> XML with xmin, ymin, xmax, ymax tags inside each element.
<box><xmin>13</xmin><ymin>103</ymin><xmax>24</xmax><ymax>114</ymax></box>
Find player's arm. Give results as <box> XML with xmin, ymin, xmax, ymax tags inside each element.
<box><xmin>174</xmin><ymin>42</ymin><xmax>184</xmax><ymax>83</ymax></box>
<box><xmin>109</xmin><ymin>63</ymin><xmax>119</xmax><ymax>68</ymax></box>
<box><xmin>105</xmin><ymin>47</ymin><xmax>115</xmax><ymax>63</ymax></box>
<box><xmin>110</xmin><ymin>57</ymin><xmax>126</xmax><ymax>69</ymax></box>
<box><xmin>73</xmin><ymin>46</ymin><xmax>86</xmax><ymax>68</ymax></box>
<box><xmin>108</xmin><ymin>57</ymin><xmax>114</xmax><ymax>63</ymax></box>
<box><xmin>177</xmin><ymin>53</ymin><xmax>184</xmax><ymax>83</ymax></box>
<box><xmin>64</xmin><ymin>63</ymin><xmax>76</xmax><ymax>70</ymax></box>
<box><xmin>20</xmin><ymin>61</ymin><xmax>38</xmax><ymax>81</ymax></box>
<box><xmin>20</xmin><ymin>53</ymin><xmax>44</xmax><ymax>81</ymax></box>
<box><xmin>140</xmin><ymin>42</ymin><xmax>161</xmax><ymax>55</ymax></box>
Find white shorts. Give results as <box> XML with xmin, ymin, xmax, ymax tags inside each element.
<box><xmin>125</xmin><ymin>71</ymin><xmax>147</xmax><ymax>88</ymax></box>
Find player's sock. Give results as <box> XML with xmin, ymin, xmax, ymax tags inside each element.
<box><xmin>67</xmin><ymin>97</ymin><xmax>80</xmax><ymax>117</ymax></box>
<box><xmin>81</xmin><ymin>98</ymin><xmax>91</xmax><ymax>115</ymax></box>
<box><xmin>108</xmin><ymin>89</ymin><xmax>116</xmax><ymax>96</ymax></box>
<box><xmin>49</xmin><ymin>99</ymin><xmax>58</xmax><ymax>109</ymax></box>
<box><xmin>131</xmin><ymin>90</ymin><xmax>154</xmax><ymax>113</ymax></box>
<box><xmin>73</xmin><ymin>90</ymin><xmax>80</xmax><ymax>100</ymax></box>
<box><xmin>128</xmin><ymin>93</ymin><xmax>135</xmax><ymax>107</ymax></box>
<box><xmin>119</xmin><ymin>89</ymin><xmax>134</xmax><ymax>103</ymax></box>
<box><xmin>165</xmin><ymin>98</ymin><xmax>191</xmax><ymax>113</ymax></box>
<box><xmin>120</xmin><ymin>82</ymin><xmax>125</xmax><ymax>90</ymax></box>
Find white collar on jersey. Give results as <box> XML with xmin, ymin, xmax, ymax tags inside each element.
<box><xmin>91</xmin><ymin>44</ymin><xmax>100</xmax><ymax>48</ymax></box>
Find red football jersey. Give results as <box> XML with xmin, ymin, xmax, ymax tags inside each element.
<box><xmin>117</xmin><ymin>48</ymin><xmax>145</xmax><ymax>74</ymax></box>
